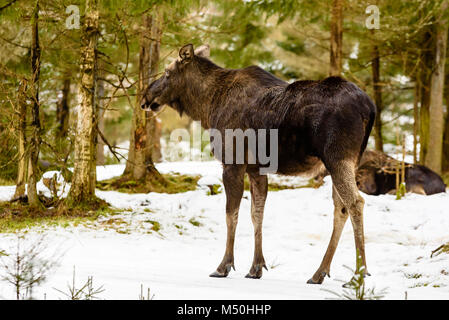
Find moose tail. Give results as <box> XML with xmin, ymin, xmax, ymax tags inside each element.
<box><xmin>358</xmin><ymin>98</ymin><xmax>377</xmax><ymax>164</ymax></box>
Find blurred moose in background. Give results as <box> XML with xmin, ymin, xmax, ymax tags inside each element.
<box><xmin>356</xmin><ymin>150</ymin><xmax>446</xmax><ymax>196</ymax></box>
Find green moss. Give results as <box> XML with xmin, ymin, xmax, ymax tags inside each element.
<box><xmin>145</xmin><ymin>220</ymin><xmax>161</xmax><ymax>232</ymax></box>
<box><xmin>0</xmin><ymin>200</ymin><xmax>115</xmax><ymax>233</ymax></box>
<box><xmin>96</xmin><ymin>173</ymin><xmax>200</xmax><ymax>194</ymax></box>
<box><xmin>206</xmin><ymin>184</ymin><xmax>222</xmax><ymax>195</ymax></box>
<box><xmin>189</xmin><ymin>217</ymin><xmax>201</xmax><ymax>227</ymax></box>
<box><xmin>0</xmin><ymin>177</ymin><xmax>14</xmax><ymax>186</ymax></box>
<box><xmin>63</xmin><ymin>193</ymin><xmax>109</xmax><ymax>212</ymax></box>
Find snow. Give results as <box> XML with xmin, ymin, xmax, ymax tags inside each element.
<box><xmin>0</xmin><ymin>161</ymin><xmax>448</xmax><ymax>300</ymax></box>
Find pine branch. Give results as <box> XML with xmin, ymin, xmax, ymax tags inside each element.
<box><xmin>0</xmin><ymin>0</ymin><xmax>19</xmax><ymax>13</ymax></box>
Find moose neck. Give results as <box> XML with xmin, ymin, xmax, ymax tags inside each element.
<box><xmin>178</xmin><ymin>58</ymin><xmax>224</xmax><ymax>128</ymax></box>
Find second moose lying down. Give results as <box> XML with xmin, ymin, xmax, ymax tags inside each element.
<box><xmin>357</xmin><ymin>150</ymin><xmax>446</xmax><ymax>195</ymax></box>
<box><xmin>141</xmin><ymin>44</ymin><xmax>376</xmax><ymax>284</ymax></box>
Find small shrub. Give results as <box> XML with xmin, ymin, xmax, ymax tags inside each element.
<box><xmin>54</xmin><ymin>266</ymin><xmax>104</xmax><ymax>300</ymax></box>
<box><xmin>0</xmin><ymin>235</ymin><xmax>60</xmax><ymax>300</ymax></box>
<box><xmin>138</xmin><ymin>284</ymin><xmax>155</xmax><ymax>300</ymax></box>
<box><xmin>322</xmin><ymin>252</ymin><xmax>388</xmax><ymax>300</ymax></box>
<box><xmin>207</xmin><ymin>184</ymin><xmax>222</xmax><ymax>195</ymax></box>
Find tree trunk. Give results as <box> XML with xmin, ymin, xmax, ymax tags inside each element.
<box><xmin>57</xmin><ymin>74</ymin><xmax>70</xmax><ymax>138</ymax></box>
<box><xmin>27</xmin><ymin>0</ymin><xmax>42</xmax><ymax>208</ymax></box>
<box><xmin>419</xmin><ymin>30</ymin><xmax>434</xmax><ymax>165</ymax></box>
<box><xmin>123</xmin><ymin>113</ymin><xmax>136</xmax><ymax>175</ymax></box>
<box><xmin>124</xmin><ymin>12</ymin><xmax>163</xmax><ymax>180</ymax></box>
<box><xmin>329</xmin><ymin>0</ymin><xmax>343</xmax><ymax>76</ymax></box>
<box><xmin>96</xmin><ymin>74</ymin><xmax>105</xmax><ymax>165</ymax></box>
<box><xmin>67</xmin><ymin>0</ymin><xmax>98</xmax><ymax>206</ymax></box>
<box><xmin>132</xmin><ymin>14</ymin><xmax>153</xmax><ymax>180</ymax></box>
<box><xmin>13</xmin><ymin>80</ymin><xmax>28</xmax><ymax>199</ymax></box>
<box><xmin>425</xmin><ymin>1</ymin><xmax>448</xmax><ymax>174</ymax></box>
<box><xmin>443</xmin><ymin>104</ymin><xmax>449</xmax><ymax>172</ymax></box>
<box><xmin>145</xmin><ymin>11</ymin><xmax>163</xmax><ymax>164</ymax></box>
<box><xmin>413</xmin><ymin>81</ymin><xmax>420</xmax><ymax>164</ymax></box>
<box><xmin>371</xmin><ymin>43</ymin><xmax>383</xmax><ymax>151</ymax></box>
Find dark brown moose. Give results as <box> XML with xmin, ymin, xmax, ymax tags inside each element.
<box><xmin>141</xmin><ymin>44</ymin><xmax>376</xmax><ymax>284</ymax></box>
<box><xmin>357</xmin><ymin>150</ymin><xmax>446</xmax><ymax>196</ymax></box>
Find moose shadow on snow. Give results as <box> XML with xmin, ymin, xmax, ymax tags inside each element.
<box><xmin>141</xmin><ymin>44</ymin><xmax>376</xmax><ymax>284</ymax></box>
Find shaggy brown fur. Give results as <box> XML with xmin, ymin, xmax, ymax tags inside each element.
<box><xmin>141</xmin><ymin>44</ymin><xmax>376</xmax><ymax>284</ymax></box>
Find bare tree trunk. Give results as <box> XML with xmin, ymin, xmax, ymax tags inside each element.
<box><xmin>444</xmin><ymin>64</ymin><xmax>449</xmax><ymax>172</ymax></box>
<box><xmin>123</xmin><ymin>115</ymin><xmax>136</xmax><ymax>175</ymax></box>
<box><xmin>413</xmin><ymin>81</ymin><xmax>420</xmax><ymax>164</ymax></box>
<box><xmin>124</xmin><ymin>12</ymin><xmax>163</xmax><ymax>180</ymax></box>
<box><xmin>27</xmin><ymin>0</ymin><xmax>42</xmax><ymax>208</ymax></box>
<box><xmin>96</xmin><ymin>108</ymin><xmax>105</xmax><ymax>165</ymax></box>
<box><xmin>132</xmin><ymin>14</ymin><xmax>153</xmax><ymax>180</ymax></box>
<box><xmin>443</xmin><ymin>104</ymin><xmax>449</xmax><ymax>172</ymax></box>
<box><xmin>67</xmin><ymin>0</ymin><xmax>98</xmax><ymax>205</ymax></box>
<box><xmin>145</xmin><ymin>11</ymin><xmax>163</xmax><ymax>164</ymax></box>
<box><xmin>419</xmin><ymin>30</ymin><xmax>433</xmax><ymax>165</ymax></box>
<box><xmin>96</xmin><ymin>73</ymin><xmax>105</xmax><ymax>165</ymax></box>
<box><xmin>425</xmin><ymin>1</ymin><xmax>448</xmax><ymax>174</ymax></box>
<box><xmin>371</xmin><ymin>43</ymin><xmax>383</xmax><ymax>151</ymax></box>
<box><xmin>57</xmin><ymin>74</ymin><xmax>70</xmax><ymax>138</ymax></box>
<box><xmin>14</xmin><ymin>80</ymin><xmax>28</xmax><ymax>199</ymax></box>
<box><xmin>329</xmin><ymin>0</ymin><xmax>343</xmax><ymax>76</ymax></box>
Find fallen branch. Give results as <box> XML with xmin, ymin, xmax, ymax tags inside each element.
<box><xmin>431</xmin><ymin>244</ymin><xmax>449</xmax><ymax>258</ymax></box>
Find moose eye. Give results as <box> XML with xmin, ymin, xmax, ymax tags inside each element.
<box><xmin>165</xmin><ymin>71</ymin><xmax>170</xmax><ymax>78</ymax></box>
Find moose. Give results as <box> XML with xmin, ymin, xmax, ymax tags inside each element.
<box><xmin>141</xmin><ymin>44</ymin><xmax>376</xmax><ymax>284</ymax></box>
<box><xmin>357</xmin><ymin>150</ymin><xmax>446</xmax><ymax>196</ymax></box>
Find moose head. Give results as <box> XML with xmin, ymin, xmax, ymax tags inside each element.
<box><xmin>140</xmin><ymin>44</ymin><xmax>210</xmax><ymax>116</ymax></box>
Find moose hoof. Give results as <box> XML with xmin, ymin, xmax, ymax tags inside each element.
<box><xmin>245</xmin><ymin>264</ymin><xmax>267</xmax><ymax>279</ymax></box>
<box><xmin>209</xmin><ymin>264</ymin><xmax>234</xmax><ymax>278</ymax></box>
<box><xmin>245</xmin><ymin>273</ymin><xmax>262</xmax><ymax>279</ymax></box>
<box><xmin>307</xmin><ymin>271</ymin><xmax>329</xmax><ymax>285</ymax></box>
<box><xmin>209</xmin><ymin>271</ymin><xmax>228</xmax><ymax>278</ymax></box>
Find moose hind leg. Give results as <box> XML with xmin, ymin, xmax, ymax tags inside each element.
<box><xmin>307</xmin><ymin>185</ymin><xmax>349</xmax><ymax>284</ymax></box>
<box><xmin>246</xmin><ymin>172</ymin><xmax>268</xmax><ymax>279</ymax></box>
<box><xmin>210</xmin><ymin>165</ymin><xmax>246</xmax><ymax>278</ymax></box>
<box><xmin>331</xmin><ymin>160</ymin><xmax>369</xmax><ymax>278</ymax></box>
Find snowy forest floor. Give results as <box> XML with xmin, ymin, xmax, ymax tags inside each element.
<box><xmin>0</xmin><ymin>161</ymin><xmax>448</xmax><ymax>300</ymax></box>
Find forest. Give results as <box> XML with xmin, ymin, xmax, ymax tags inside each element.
<box><xmin>0</xmin><ymin>0</ymin><xmax>448</xmax><ymax>301</ymax></box>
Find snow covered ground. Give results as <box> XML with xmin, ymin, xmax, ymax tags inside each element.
<box><xmin>0</xmin><ymin>161</ymin><xmax>448</xmax><ymax>300</ymax></box>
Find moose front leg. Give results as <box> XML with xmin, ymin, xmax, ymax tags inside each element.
<box><xmin>210</xmin><ymin>165</ymin><xmax>246</xmax><ymax>278</ymax></box>
<box><xmin>246</xmin><ymin>172</ymin><xmax>268</xmax><ymax>279</ymax></box>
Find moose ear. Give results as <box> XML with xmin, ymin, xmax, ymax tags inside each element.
<box><xmin>179</xmin><ymin>44</ymin><xmax>194</xmax><ymax>63</ymax></box>
<box><xmin>195</xmin><ymin>44</ymin><xmax>210</xmax><ymax>58</ymax></box>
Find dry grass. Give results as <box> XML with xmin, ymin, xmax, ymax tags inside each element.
<box><xmin>96</xmin><ymin>172</ymin><xmax>200</xmax><ymax>194</ymax></box>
